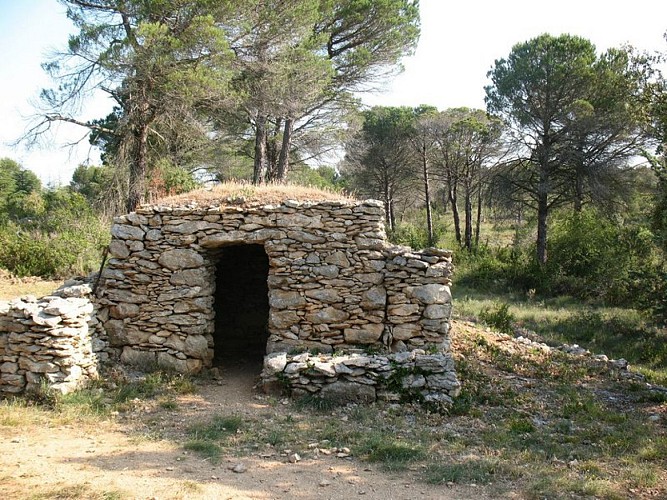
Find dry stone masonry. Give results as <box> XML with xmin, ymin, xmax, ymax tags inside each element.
<box><xmin>262</xmin><ymin>349</ymin><xmax>461</xmax><ymax>406</ymax></box>
<box><xmin>0</xmin><ymin>192</ymin><xmax>459</xmax><ymax>403</ymax></box>
<box><xmin>0</xmin><ymin>281</ymin><xmax>106</xmax><ymax>394</ymax></box>
<box><xmin>98</xmin><ymin>196</ymin><xmax>459</xmax><ymax>401</ymax></box>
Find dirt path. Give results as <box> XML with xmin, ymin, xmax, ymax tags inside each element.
<box><xmin>0</xmin><ymin>366</ymin><xmax>491</xmax><ymax>500</ymax></box>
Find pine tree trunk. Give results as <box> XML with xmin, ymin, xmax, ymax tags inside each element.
<box><xmin>464</xmin><ymin>189</ymin><xmax>473</xmax><ymax>251</ymax></box>
<box><xmin>474</xmin><ymin>187</ymin><xmax>482</xmax><ymax>248</ymax></box>
<box><xmin>537</xmin><ymin>186</ymin><xmax>549</xmax><ymax>265</ymax></box>
<box><xmin>253</xmin><ymin>115</ymin><xmax>268</xmax><ymax>185</ymax></box>
<box><xmin>126</xmin><ymin>123</ymin><xmax>149</xmax><ymax>213</ymax></box>
<box><xmin>421</xmin><ymin>150</ymin><xmax>434</xmax><ymax>246</ymax></box>
<box><xmin>383</xmin><ymin>182</ymin><xmax>395</xmax><ymax>233</ymax></box>
<box><xmin>574</xmin><ymin>167</ymin><xmax>584</xmax><ymax>212</ymax></box>
<box><xmin>448</xmin><ymin>184</ymin><xmax>461</xmax><ymax>244</ymax></box>
<box><xmin>276</xmin><ymin>118</ymin><xmax>294</xmax><ymax>182</ymax></box>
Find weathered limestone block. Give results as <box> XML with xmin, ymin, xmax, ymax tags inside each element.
<box><xmin>344</xmin><ymin>324</ymin><xmax>384</xmax><ymax>344</ymax></box>
<box><xmin>426</xmin><ymin>373</ymin><xmax>461</xmax><ymax>393</ymax></box>
<box><xmin>110</xmin><ymin>303</ymin><xmax>140</xmax><ymax>319</ymax></box>
<box><xmin>169</xmin><ymin>268</ymin><xmax>209</xmax><ymax>287</ymax></box>
<box><xmin>106</xmin><ymin>289</ymin><xmax>149</xmax><ymax>304</ymax></box>
<box><xmin>305</xmin><ymin>307</ymin><xmax>349</xmax><ymax>324</ymax></box>
<box><xmin>276</xmin><ymin>213</ymin><xmax>323</xmax><ymax>229</ymax></box>
<box><xmin>158</xmin><ymin>249</ymin><xmax>205</xmax><ymax>270</ymax></box>
<box><xmin>269</xmin><ymin>291</ymin><xmax>306</xmax><ymax>309</ymax></box>
<box><xmin>32</xmin><ymin>311</ymin><xmax>62</xmax><ymax>327</ymax></box>
<box><xmin>269</xmin><ymin>310</ymin><xmax>300</xmax><ymax>329</ymax></box>
<box><xmin>157</xmin><ymin>351</ymin><xmax>188</xmax><ymax>372</ymax></box>
<box><xmin>325</xmin><ymin>251</ymin><xmax>350</xmax><ymax>267</ymax></box>
<box><xmin>425</xmin><ymin>262</ymin><xmax>451</xmax><ymax>278</ymax></box>
<box><xmin>408</xmin><ymin>284</ymin><xmax>451</xmax><ymax>305</ymax></box>
<box><xmin>320</xmin><ymin>380</ymin><xmax>376</xmax><ymax>404</ymax></box>
<box><xmin>109</xmin><ymin>240</ymin><xmax>130</xmax><ymax>258</ymax></box>
<box><xmin>304</xmin><ymin>289</ymin><xmax>341</xmax><ymax>303</ymax></box>
<box><xmin>18</xmin><ymin>358</ymin><xmax>59</xmax><ymax>373</ymax></box>
<box><xmin>263</xmin><ymin>352</ymin><xmax>287</xmax><ymax>376</ymax></box>
<box><xmin>105</xmin><ymin>319</ymin><xmax>128</xmax><ymax>346</ymax></box>
<box><xmin>401</xmin><ymin>374</ymin><xmax>426</xmax><ymax>389</ymax></box>
<box><xmin>183</xmin><ymin>335</ymin><xmax>208</xmax><ymax>358</ymax></box>
<box><xmin>361</xmin><ymin>286</ymin><xmax>386</xmax><ymax>309</ymax></box>
<box><xmin>423</xmin><ymin>304</ymin><xmax>452</xmax><ymax>319</ymax></box>
<box><xmin>165</xmin><ymin>221</ymin><xmax>222</xmax><ymax>234</ymax></box>
<box><xmin>415</xmin><ymin>354</ymin><xmax>455</xmax><ymax>372</ymax></box>
<box><xmin>392</xmin><ymin>323</ymin><xmax>420</xmax><ymax>341</ymax></box>
<box><xmin>0</xmin><ymin>362</ymin><xmax>19</xmax><ymax>373</ymax></box>
<box><xmin>312</xmin><ymin>265</ymin><xmax>339</xmax><ymax>278</ymax></box>
<box><xmin>120</xmin><ymin>346</ymin><xmax>157</xmax><ymax>366</ymax></box>
<box><xmin>387</xmin><ymin>304</ymin><xmax>420</xmax><ymax>317</ymax></box>
<box><xmin>173</xmin><ymin>297</ymin><xmax>210</xmax><ymax>313</ymax></box>
<box><xmin>111</xmin><ymin>223</ymin><xmax>145</xmax><ymax>240</ymax></box>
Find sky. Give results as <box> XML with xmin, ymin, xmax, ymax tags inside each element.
<box><xmin>0</xmin><ymin>0</ymin><xmax>666</xmax><ymax>185</ymax></box>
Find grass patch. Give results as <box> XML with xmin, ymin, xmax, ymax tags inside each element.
<box><xmin>424</xmin><ymin>458</ymin><xmax>521</xmax><ymax>485</ymax></box>
<box><xmin>294</xmin><ymin>393</ymin><xmax>337</xmax><ymax>412</ymax></box>
<box><xmin>183</xmin><ymin>440</ymin><xmax>223</xmax><ymax>462</ymax></box>
<box><xmin>30</xmin><ymin>484</ymin><xmax>124</xmax><ymax>499</ymax></box>
<box><xmin>356</xmin><ymin>433</ymin><xmax>426</xmax><ymax>471</ymax></box>
<box><xmin>188</xmin><ymin>414</ymin><xmax>243</xmax><ymax>441</ymax></box>
<box><xmin>453</xmin><ymin>284</ymin><xmax>667</xmax><ymax>385</ymax></box>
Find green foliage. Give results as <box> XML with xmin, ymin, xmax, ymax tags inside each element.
<box><xmin>389</xmin><ymin>216</ymin><xmax>446</xmax><ymax>249</ymax></box>
<box><xmin>457</xmin><ymin>208</ymin><xmax>666</xmax><ymax>322</ymax></box>
<box><xmin>0</xmin><ymin>161</ymin><xmax>110</xmax><ymax>279</ymax></box>
<box><xmin>424</xmin><ymin>459</ymin><xmax>520</xmax><ymax>485</ymax></box>
<box><xmin>479</xmin><ymin>303</ymin><xmax>515</xmax><ymax>334</ymax></box>
<box><xmin>294</xmin><ymin>393</ymin><xmax>337</xmax><ymax>412</ymax></box>
<box><xmin>286</xmin><ymin>165</ymin><xmax>342</xmax><ymax>191</ymax></box>
<box><xmin>356</xmin><ymin>432</ymin><xmax>426</xmax><ymax>470</ymax></box>
<box><xmin>0</xmin><ymin>222</ymin><xmax>107</xmax><ymax>278</ymax></box>
<box><xmin>183</xmin><ymin>440</ymin><xmax>223</xmax><ymax>462</ymax></box>
<box><xmin>486</xmin><ymin>34</ymin><xmax>650</xmax><ymax>264</ymax></box>
<box><xmin>188</xmin><ymin>415</ymin><xmax>243</xmax><ymax>441</ymax></box>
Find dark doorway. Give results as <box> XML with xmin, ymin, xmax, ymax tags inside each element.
<box><xmin>213</xmin><ymin>244</ymin><xmax>269</xmax><ymax>367</ymax></box>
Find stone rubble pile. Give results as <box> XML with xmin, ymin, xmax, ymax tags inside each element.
<box><xmin>261</xmin><ymin>349</ymin><xmax>461</xmax><ymax>406</ymax></box>
<box><xmin>0</xmin><ymin>280</ymin><xmax>105</xmax><ymax>395</ymax></box>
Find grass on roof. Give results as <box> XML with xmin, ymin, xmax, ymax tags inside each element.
<box><xmin>156</xmin><ymin>182</ymin><xmax>357</xmax><ymax>207</ymax></box>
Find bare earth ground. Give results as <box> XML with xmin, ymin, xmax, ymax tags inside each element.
<box><xmin>0</xmin><ymin>364</ymin><xmax>489</xmax><ymax>500</ymax></box>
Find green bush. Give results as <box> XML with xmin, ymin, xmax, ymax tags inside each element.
<box><xmin>479</xmin><ymin>302</ymin><xmax>515</xmax><ymax>334</ymax></box>
<box><xmin>0</xmin><ymin>221</ymin><xmax>108</xmax><ymax>278</ymax></box>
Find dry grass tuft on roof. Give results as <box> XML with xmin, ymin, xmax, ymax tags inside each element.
<box><xmin>155</xmin><ymin>182</ymin><xmax>357</xmax><ymax>208</ymax></box>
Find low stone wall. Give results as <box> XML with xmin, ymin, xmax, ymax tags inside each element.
<box><xmin>261</xmin><ymin>349</ymin><xmax>461</xmax><ymax>406</ymax></box>
<box><xmin>0</xmin><ymin>281</ymin><xmax>106</xmax><ymax>395</ymax></box>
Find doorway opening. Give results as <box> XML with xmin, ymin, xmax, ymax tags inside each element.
<box><xmin>213</xmin><ymin>244</ymin><xmax>270</xmax><ymax>368</ymax></box>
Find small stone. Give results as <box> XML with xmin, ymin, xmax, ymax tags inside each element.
<box><xmin>319</xmin><ymin>479</ymin><xmax>331</xmax><ymax>487</ymax></box>
<box><xmin>230</xmin><ymin>463</ymin><xmax>247</xmax><ymax>473</ymax></box>
<box><xmin>288</xmin><ymin>453</ymin><xmax>301</xmax><ymax>463</ymax></box>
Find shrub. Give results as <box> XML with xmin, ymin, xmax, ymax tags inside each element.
<box><xmin>0</xmin><ymin>222</ymin><xmax>108</xmax><ymax>278</ymax></box>
<box><xmin>479</xmin><ymin>302</ymin><xmax>515</xmax><ymax>334</ymax></box>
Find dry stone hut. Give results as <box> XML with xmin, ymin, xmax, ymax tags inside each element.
<box><xmin>96</xmin><ymin>185</ymin><xmax>460</xmax><ymax>403</ymax></box>
<box><xmin>0</xmin><ymin>185</ymin><xmax>459</xmax><ymax>403</ymax></box>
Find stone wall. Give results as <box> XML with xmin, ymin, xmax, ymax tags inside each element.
<box><xmin>0</xmin><ymin>281</ymin><xmax>106</xmax><ymax>395</ymax></box>
<box><xmin>99</xmin><ymin>199</ymin><xmax>455</xmax><ymax>377</ymax></box>
<box><xmin>261</xmin><ymin>349</ymin><xmax>461</xmax><ymax>406</ymax></box>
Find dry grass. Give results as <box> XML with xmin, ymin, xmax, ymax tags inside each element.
<box><xmin>156</xmin><ymin>182</ymin><xmax>357</xmax><ymax>208</ymax></box>
<box><xmin>0</xmin><ymin>269</ymin><xmax>61</xmax><ymax>300</ymax></box>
